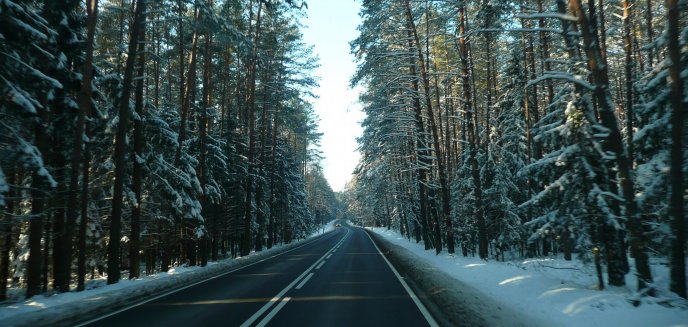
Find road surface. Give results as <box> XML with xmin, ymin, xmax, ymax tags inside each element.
<box><xmin>78</xmin><ymin>223</ymin><xmax>437</xmax><ymax>327</ymax></box>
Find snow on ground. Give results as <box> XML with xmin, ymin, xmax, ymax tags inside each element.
<box><xmin>0</xmin><ymin>221</ymin><xmax>336</xmax><ymax>326</ymax></box>
<box><xmin>369</xmin><ymin>227</ymin><xmax>688</xmax><ymax>327</ymax></box>
<box><xmin>310</xmin><ymin>219</ymin><xmax>336</xmax><ymax>237</ymax></box>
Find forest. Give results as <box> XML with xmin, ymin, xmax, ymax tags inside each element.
<box><xmin>0</xmin><ymin>0</ymin><xmax>339</xmax><ymax>301</ymax></box>
<box><xmin>0</xmin><ymin>0</ymin><xmax>686</xmax><ymax>310</ymax></box>
<box><xmin>345</xmin><ymin>0</ymin><xmax>686</xmax><ymax>300</ymax></box>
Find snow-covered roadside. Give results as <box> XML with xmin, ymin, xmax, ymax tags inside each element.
<box><xmin>0</xmin><ymin>220</ymin><xmax>336</xmax><ymax>326</ymax></box>
<box><xmin>368</xmin><ymin>227</ymin><xmax>688</xmax><ymax>327</ymax></box>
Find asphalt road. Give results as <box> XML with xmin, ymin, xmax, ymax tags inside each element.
<box><xmin>77</xmin><ymin>222</ymin><xmax>437</xmax><ymax>327</ymax></box>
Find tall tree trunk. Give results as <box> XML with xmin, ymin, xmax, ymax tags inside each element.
<box><xmin>595</xmin><ymin>0</ymin><xmax>608</xmax><ymax>65</ymax></box>
<box><xmin>27</xmin><ymin>98</ymin><xmax>50</xmax><ymax>297</ymax></box>
<box><xmin>51</xmin><ymin>148</ymin><xmax>67</xmax><ymax>292</ymax></box>
<box><xmin>404</xmin><ymin>0</ymin><xmax>453</xmax><ymax>254</ymax></box>
<box><xmin>255</xmin><ymin>60</ymin><xmax>271</xmax><ymax>252</ymax></box>
<box><xmin>198</xmin><ymin>1</ymin><xmax>213</xmax><ymax>266</ymax></box>
<box><xmin>484</xmin><ymin>36</ymin><xmax>493</xmax><ymax>154</ymax></box>
<box><xmin>42</xmin><ymin>212</ymin><xmax>51</xmax><ymax>292</ymax></box>
<box><xmin>666</xmin><ymin>0</ymin><xmax>686</xmax><ymax>299</ymax></box>
<box><xmin>554</xmin><ymin>0</ymin><xmax>610</xmax><ymax>287</ymax></box>
<box><xmin>526</xmin><ymin>18</ymin><xmax>541</xmax><ymax>160</ymax></box>
<box><xmin>41</xmin><ymin>0</ymin><xmax>79</xmax><ymax>293</ymax></box>
<box><xmin>64</xmin><ymin>2</ymin><xmax>94</xmax><ymax>291</ymax></box>
<box><xmin>520</xmin><ymin>13</ymin><xmax>534</xmax><ymax>196</ymax></box>
<box><xmin>623</xmin><ymin>0</ymin><xmax>635</xmax><ymax>168</ymax></box>
<box><xmin>174</xmin><ymin>7</ymin><xmax>199</xmax><ymax>265</ymax></box>
<box><xmin>77</xmin><ymin>140</ymin><xmax>91</xmax><ymax>290</ymax></box>
<box><xmin>153</xmin><ymin>13</ymin><xmax>160</xmax><ymax>108</ymax></box>
<box><xmin>537</xmin><ymin>0</ymin><xmax>554</xmax><ymax>105</ymax></box>
<box><xmin>27</xmin><ymin>182</ymin><xmax>45</xmax><ymax>298</ymax></box>
<box><xmin>458</xmin><ymin>2</ymin><xmax>487</xmax><ymax>260</ymax></box>
<box><xmin>569</xmin><ymin>0</ymin><xmax>653</xmax><ymax>294</ymax></box>
<box><xmin>644</xmin><ymin>0</ymin><xmax>655</xmax><ymax>67</ymax></box>
<box><xmin>175</xmin><ymin>7</ymin><xmax>199</xmax><ymax>164</ymax></box>
<box><xmin>108</xmin><ymin>0</ymin><xmax>146</xmax><ymax>285</ymax></box>
<box><xmin>177</xmin><ymin>0</ymin><xmax>185</xmax><ymax>116</ymax></box>
<box><xmin>129</xmin><ymin>7</ymin><xmax>147</xmax><ymax>279</ymax></box>
<box><xmin>406</xmin><ymin>27</ymin><xmax>432</xmax><ymax>251</ymax></box>
<box><xmin>0</xmin><ymin>168</ymin><xmax>15</xmax><ymax>301</ymax></box>
<box><xmin>242</xmin><ymin>1</ymin><xmax>263</xmax><ymax>256</ymax></box>
<box><xmin>117</xmin><ymin>0</ymin><xmax>126</xmax><ymax>74</ymax></box>
<box><xmin>76</xmin><ymin>0</ymin><xmax>99</xmax><ymax>291</ymax></box>
<box><xmin>267</xmin><ymin>93</ymin><xmax>281</xmax><ymax>249</ymax></box>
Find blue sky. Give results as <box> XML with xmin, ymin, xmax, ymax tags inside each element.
<box><xmin>301</xmin><ymin>0</ymin><xmax>364</xmax><ymax>192</ymax></box>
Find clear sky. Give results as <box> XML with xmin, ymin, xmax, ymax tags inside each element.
<box><xmin>301</xmin><ymin>0</ymin><xmax>365</xmax><ymax>192</ymax></box>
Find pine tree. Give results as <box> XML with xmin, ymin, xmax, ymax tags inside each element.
<box><xmin>108</xmin><ymin>0</ymin><xmax>147</xmax><ymax>285</ymax></box>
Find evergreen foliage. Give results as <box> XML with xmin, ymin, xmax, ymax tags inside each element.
<box><xmin>0</xmin><ymin>0</ymin><xmax>337</xmax><ymax>299</ymax></box>
<box><xmin>348</xmin><ymin>0</ymin><xmax>687</xmax><ymax>298</ymax></box>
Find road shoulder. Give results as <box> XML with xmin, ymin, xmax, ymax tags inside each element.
<box><xmin>365</xmin><ymin>229</ymin><xmax>550</xmax><ymax>327</ymax></box>
<box><xmin>2</xmin><ymin>231</ymin><xmax>335</xmax><ymax>327</ymax></box>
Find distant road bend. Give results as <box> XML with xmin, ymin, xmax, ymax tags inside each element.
<box><xmin>77</xmin><ymin>222</ymin><xmax>438</xmax><ymax>327</ymax></box>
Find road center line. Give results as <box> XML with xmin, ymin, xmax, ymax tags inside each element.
<box><xmin>295</xmin><ymin>273</ymin><xmax>314</xmax><ymax>290</ymax></box>
<box><xmin>315</xmin><ymin>260</ymin><xmax>326</xmax><ymax>270</ymax></box>
<box><xmin>75</xmin><ymin>228</ymin><xmax>341</xmax><ymax>327</ymax></box>
<box><xmin>240</xmin><ymin>229</ymin><xmax>350</xmax><ymax>327</ymax></box>
<box><xmin>256</xmin><ymin>297</ymin><xmax>291</xmax><ymax>327</ymax></box>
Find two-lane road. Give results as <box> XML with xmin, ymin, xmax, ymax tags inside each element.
<box><xmin>79</xmin><ymin>223</ymin><xmax>437</xmax><ymax>327</ymax></box>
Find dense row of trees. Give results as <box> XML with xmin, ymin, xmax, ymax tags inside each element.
<box><xmin>347</xmin><ymin>0</ymin><xmax>686</xmax><ymax>298</ymax></box>
<box><xmin>0</xmin><ymin>0</ymin><xmax>337</xmax><ymax>300</ymax></box>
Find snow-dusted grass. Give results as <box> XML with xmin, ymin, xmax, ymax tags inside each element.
<box><xmin>0</xmin><ymin>221</ymin><xmax>336</xmax><ymax>326</ymax></box>
<box><xmin>369</xmin><ymin>227</ymin><xmax>688</xmax><ymax>327</ymax></box>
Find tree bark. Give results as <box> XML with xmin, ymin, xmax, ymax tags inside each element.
<box><xmin>51</xmin><ymin>148</ymin><xmax>67</xmax><ymax>292</ymax></box>
<box><xmin>623</xmin><ymin>0</ymin><xmax>635</xmax><ymax>170</ymax></box>
<box><xmin>27</xmin><ymin>99</ymin><xmax>50</xmax><ymax>297</ymax></box>
<box><xmin>175</xmin><ymin>7</ymin><xmax>199</xmax><ymax>165</ymax></box>
<box><xmin>242</xmin><ymin>1</ymin><xmax>263</xmax><ymax>256</ymax></box>
<box><xmin>526</xmin><ymin>17</ymin><xmax>541</xmax><ymax>160</ymax></box>
<box><xmin>174</xmin><ymin>6</ymin><xmax>199</xmax><ymax>265</ymax></box>
<box><xmin>177</xmin><ymin>0</ymin><xmax>185</xmax><ymax>116</ymax></box>
<box><xmin>666</xmin><ymin>0</ymin><xmax>686</xmax><ymax>299</ymax></box>
<box><xmin>458</xmin><ymin>2</ymin><xmax>487</xmax><ymax>260</ymax></box>
<box><xmin>77</xmin><ymin>139</ymin><xmax>91</xmax><ymax>289</ymax></box>
<box><xmin>255</xmin><ymin>60</ymin><xmax>271</xmax><ymax>252</ymax></box>
<box><xmin>406</xmin><ymin>25</ymin><xmax>432</xmax><ymax>251</ymax></box>
<box><xmin>520</xmin><ymin>11</ymin><xmax>533</xmax><ymax>196</ymax></box>
<box><xmin>537</xmin><ymin>0</ymin><xmax>554</xmax><ymax>105</ymax></box>
<box><xmin>199</xmin><ymin>0</ymin><xmax>214</xmax><ymax>266</ymax></box>
<box><xmin>0</xmin><ymin>168</ymin><xmax>15</xmax><ymax>301</ymax></box>
<box><xmin>129</xmin><ymin>5</ymin><xmax>147</xmax><ymax>279</ymax></box>
<box><xmin>404</xmin><ymin>0</ymin><xmax>453</xmax><ymax>254</ymax></box>
<box><xmin>595</xmin><ymin>0</ymin><xmax>608</xmax><ymax>66</ymax></box>
<box><xmin>76</xmin><ymin>0</ymin><xmax>99</xmax><ymax>291</ymax></box>
<box><xmin>644</xmin><ymin>0</ymin><xmax>655</xmax><ymax>67</ymax></box>
<box><xmin>108</xmin><ymin>0</ymin><xmax>146</xmax><ymax>285</ymax></box>
<box><xmin>569</xmin><ymin>0</ymin><xmax>653</xmax><ymax>294</ymax></box>
<box><xmin>267</xmin><ymin>88</ymin><xmax>281</xmax><ymax>249</ymax></box>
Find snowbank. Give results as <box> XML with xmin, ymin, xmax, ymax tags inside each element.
<box><xmin>310</xmin><ymin>219</ymin><xmax>337</xmax><ymax>237</ymax></box>
<box><xmin>368</xmin><ymin>227</ymin><xmax>688</xmax><ymax>327</ymax></box>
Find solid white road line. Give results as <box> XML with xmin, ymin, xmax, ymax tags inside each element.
<box><xmin>362</xmin><ymin>229</ymin><xmax>440</xmax><ymax>327</ymax></box>
<box><xmin>75</xmin><ymin>229</ymin><xmax>340</xmax><ymax>327</ymax></box>
<box><xmin>256</xmin><ymin>297</ymin><xmax>291</xmax><ymax>327</ymax></box>
<box><xmin>240</xmin><ymin>229</ymin><xmax>350</xmax><ymax>327</ymax></box>
<box><xmin>295</xmin><ymin>273</ymin><xmax>314</xmax><ymax>290</ymax></box>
